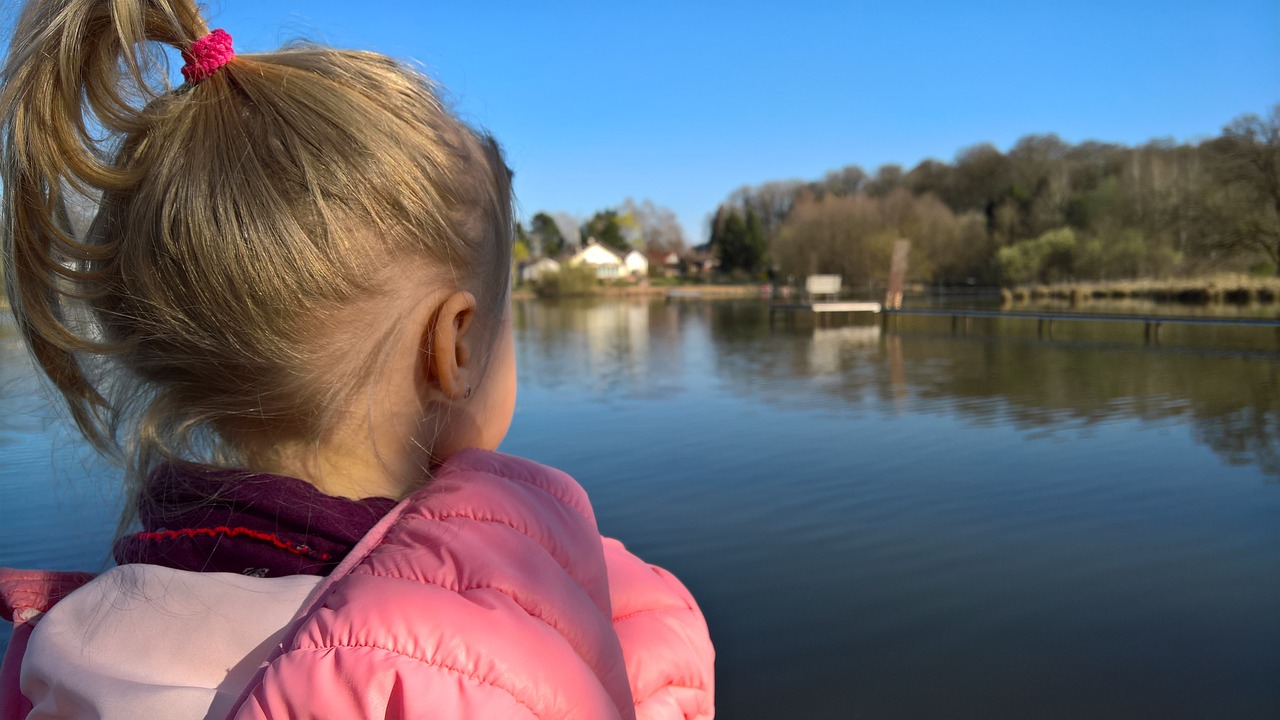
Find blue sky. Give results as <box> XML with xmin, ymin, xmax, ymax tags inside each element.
<box><xmin>66</xmin><ymin>1</ymin><xmax>1280</xmax><ymax>239</ymax></box>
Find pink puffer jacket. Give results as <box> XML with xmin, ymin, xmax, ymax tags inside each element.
<box><xmin>0</xmin><ymin>450</ymin><xmax>715</xmax><ymax>719</ymax></box>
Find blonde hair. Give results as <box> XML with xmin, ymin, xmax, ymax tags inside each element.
<box><xmin>1</xmin><ymin>0</ymin><xmax>513</xmax><ymax>514</ymax></box>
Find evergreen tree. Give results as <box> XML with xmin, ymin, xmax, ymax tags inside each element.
<box><xmin>581</xmin><ymin>210</ymin><xmax>629</xmax><ymax>252</ymax></box>
<box><xmin>745</xmin><ymin>208</ymin><xmax>766</xmax><ymax>273</ymax></box>
<box><xmin>715</xmin><ymin>210</ymin><xmax>748</xmax><ymax>273</ymax></box>
<box><xmin>530</xmin><ymin>212</ymin><xmax>566</xmax><ymax>257</ymax></box>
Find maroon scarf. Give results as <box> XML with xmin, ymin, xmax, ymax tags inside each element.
<box><xmin>114</xmin><ymin>463</ymin><xmax>398</xmax><ymax>577</ymax></box>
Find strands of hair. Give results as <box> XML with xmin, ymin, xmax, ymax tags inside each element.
<box><xmin>0</xmin><ymin>0</ymin><xmax>514</xmax><ymax>526</ymax></box>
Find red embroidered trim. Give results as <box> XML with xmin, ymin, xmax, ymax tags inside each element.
<box><xmin>131</xmin><ymin>526</ymin><xmax>332</xmax><ymax>560</ymax></box>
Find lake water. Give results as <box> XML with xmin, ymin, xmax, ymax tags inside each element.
<box><xmin>2</xmin><ymin>299</ymin><xmax>1278</xmax><ymax>718</ymax></box>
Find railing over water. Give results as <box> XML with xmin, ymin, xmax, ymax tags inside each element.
<box><xmin>881</xmin><ymin>307</ymin><xmax>1280</xmax><ymax>342</ymax></box>
<box><xmin>768</xmin><ymin>299</ymin><xmax>1280</xmax><ymax>343</ymax></box>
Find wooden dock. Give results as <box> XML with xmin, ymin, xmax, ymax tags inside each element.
<box><xmin>770</xmin><ymin>301</ymin><xmax>883</xmax><ymax>315</ymax></box>
<box><xmin>771</xmin><ymin>274</ymin><xmax>882</xmax><ymax>320</ymax></box>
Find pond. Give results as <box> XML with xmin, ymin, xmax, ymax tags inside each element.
<box><xmin>2</xmin><ymin>299</ymin><xmax>1278</xmax><ymax>719</ymax></box>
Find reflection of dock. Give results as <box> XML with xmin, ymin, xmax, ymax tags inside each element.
<box><xmin>769</xmin><ymin>301</ymin><xmax>882</xmax><ymax>326</ymax></box>
<box><xmin>808</xmin><ymin>324</ymin><xmax>882</xmax><ymax>376</ymax></box>
<box><xmin>768</xmin><ymin>301</ymin><xmax>883</xmax><ymax>328</ymax></box>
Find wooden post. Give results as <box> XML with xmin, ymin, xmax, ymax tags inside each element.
<box><xmin>884</xmin><ymin>239</ymin><xmax>910</xmax><ymax>310</ymax></box>
<box><xmin>1144</xmin><ymin>321</ymin><xmax>1162</xmax><ymax>344</ymax></box>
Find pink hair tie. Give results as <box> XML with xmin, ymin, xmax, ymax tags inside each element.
<box><xmin>181</xmin><ymin>29</ymin><xmax>234</xmax><ymax>85</ymax></box>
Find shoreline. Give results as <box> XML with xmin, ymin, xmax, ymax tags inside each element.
<box><xmin>1005</xmin><ymin>275</ymin><xmax>1279</xmax><ymax>306</ymax></box>
<box><xmin>512</xmin><ymin>283</ymin><xmax>763</xmax><ymax>301</ymax></box>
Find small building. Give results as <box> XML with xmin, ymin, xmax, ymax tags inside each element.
<box><xmin>520</xmin><ymin>257</ymin><xmax>561</xmax><ymax>283</ymax></box>
<box><xmin>623</xmin><ymin>250</ymin><xmax>649</xmax><ymax>278</ymax></box>
<box><xmin>805</xmin><ymin>274</ymin><xmax>842</xmax><ymax>300</ymax></box>
<box><xmin>646</xmin><ymin>250</ymin><xmax>681</xmax><ymax>276</ymax></box>
<box><xmin>684</xmin><ymin>250</ymin><xmax>718</xmax><ymax>277</ymax></box>
<box><xmin>570</xmin><ymin>240</ymin><xmax>626</xmax><ymax>279</ymax></box>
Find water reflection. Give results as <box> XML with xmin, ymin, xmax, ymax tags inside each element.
<box><xmin>515</xmin><ymin>298</ymin><xmax>1280</xmax><ymax>480</ymax></box>
<box><xmin>511</xmin><ymin>298</ymin><xmax>1278</xmax><ymax>718</ymax></box>
<box><xmin>513</xmin><ymin>299</ymin><xmax>688</xmax><ymax>399</ymax></box>
<box><xmin>809</xmin><ymin>324</ymin><xmax>881</xmax><ymax>376</ymax></box>
<box><xmin>758</xmin><ymin>305</ymin><xmax>1280</xmax><ymax>479</ymax></box>
<box><xmin>6</xmin><ymin>302</ymin><xmax>1278</xmax><ymax>717</ymax></box>
<box><xmin>0</xmin><ymin>318</ymin><xmax>121</xmax><ymax>572</ymax></box>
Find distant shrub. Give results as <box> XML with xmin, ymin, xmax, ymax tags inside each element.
<box><xmin>997</xmin><ymin>228</ymin><xmax>1078</xmax><ymax>285</ymax></box>
<box><xmin>532</xmin><ymin>264</ymin><xmax>600</xmax><ymax>298</ymax></box>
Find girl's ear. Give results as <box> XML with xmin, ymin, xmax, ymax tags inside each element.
<box><xmin>421</xmin><ymin>290</ymin><xmax>477</xmax><ymax>401</ymax></box>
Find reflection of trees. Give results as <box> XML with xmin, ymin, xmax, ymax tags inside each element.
<box><xmin>707</xmin><ymin>303</ymin><xmax>1280</xmax><ymax>480</ymax></box>
<box><xmin>512</xmin><ymin>299</ymin><xmax>688</xmax><ymax>399</ymax></box>
<box><xmin>509</xmin><ymin>298</ymin><xmax>1278</xmax><ymax>479</ymax></box>
<box><xmin>1191</xmin><ymin>406</ymin><xmax>1279</xmax><ymax>479</ymax></box>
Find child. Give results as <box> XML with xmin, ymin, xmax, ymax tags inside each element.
<box><xmin>0</xmin><ymin>0</ymin><xmax>714</xmax><ymax>717</ymax></box>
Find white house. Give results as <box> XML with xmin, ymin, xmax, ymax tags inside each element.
<box><xmin>569</xmin><ymin>240</ymin><xmax>625</xmax><ymax>279</ymax></box>
<box><xmin>520</xmin><ymin>257</ymin><xmax>560</xmax><ymax>283</ymax></box>
<box><xmin>623</xmin><ymin>250</ymin><xmax>649</xmax><ymax>278</ymax></box>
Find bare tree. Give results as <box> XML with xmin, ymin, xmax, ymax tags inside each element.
<box><xmin>618</xmin><ymin>198</ymin><xmax>688</xmax><ymax>253</ymax></box>
<box><xmin>1206</xmin><ymin>105</ymin><xmax>1280</xmax><ymax>274</ymax></box>
<box><xmin>552</xmin><ymin>213</ymin><xmax>580</xmax><ymax>253</ymax></box>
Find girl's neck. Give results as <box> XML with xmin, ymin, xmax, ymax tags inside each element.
<box><xmin>247</xmin><ymin>435</ymin><xmax>426</xmax><ymax>501</ymax></box>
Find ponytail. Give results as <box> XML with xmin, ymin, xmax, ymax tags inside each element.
<box><xmin>2</xmin><ymin>0</ymin><xmax>208</xmax><ymax>449</ymax></box>
<box><xmin>1</xmin><ymin>0</ymin><xmax>514</xmax><ymax>514</ymax></box>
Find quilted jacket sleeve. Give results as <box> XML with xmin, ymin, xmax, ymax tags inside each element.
<box><xmin>0</xmin><ymin>569</ymin><xmax>96</xmax><ymax>720</ymax></box>
<box><xmin>603</xmin><ymin>539</ymin><xmax>715</xmax><ymax>720</ymax></box>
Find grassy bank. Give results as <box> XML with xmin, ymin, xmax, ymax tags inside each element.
<box><xmin>1004</xmin><ymin>275</ymin><xmax>1280</xmax><ymax>306</ymax></box>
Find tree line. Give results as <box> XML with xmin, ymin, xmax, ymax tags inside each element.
<box><xmin>517</xmin><ymin>198</ymin><xmax>689</xmax><ymax>262</ymax></box>
<box><xmin>711</xmin><ymin>105</ymin><xmax>1280</xmax><ymax>284</ymax></box>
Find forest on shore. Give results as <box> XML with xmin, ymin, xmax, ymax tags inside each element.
<box><xmin>705</xmin><ymin>106</ymin><xmax>1280</xmax><ymax>286</ymax></box>
<box><xmin>521</xmin><ymin>106</ymin><xmax>1280</xmax><ymax>288</ymax></box>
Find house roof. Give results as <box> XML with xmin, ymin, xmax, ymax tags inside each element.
<box><xmin>571</xmin><ymin>239</ymin><xmax>624</xmax><ymax>264</ymax></box>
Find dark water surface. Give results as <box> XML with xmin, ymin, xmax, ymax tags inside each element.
<box><xmin>2</xmin><ymin>300</ymin><xmax>1278</xmax><ymax>718</ymax></box>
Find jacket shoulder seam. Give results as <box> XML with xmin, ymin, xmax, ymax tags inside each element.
<box><xmin>633</xmin><ymin>683</ymin><xmax>709</xmax><ymax>706</ymax></box>
<box><xmin>613</xmin><ymin>604</ymin><xmax>694</xmax><ymax>624</ymax></box>
<box><xmin>387</xmin><ymin>512</ymin><xmax>580</xmax><ymax>580</ymax></box>
<box><xmin>443</xmin><ymin>461</ymin><xmax>588</xmax><ymax>520</ymax></box>
<box><xmin>342</xmin><ymin>570</ymin><xmax>571</xmax><ymax>642</ymax></box>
